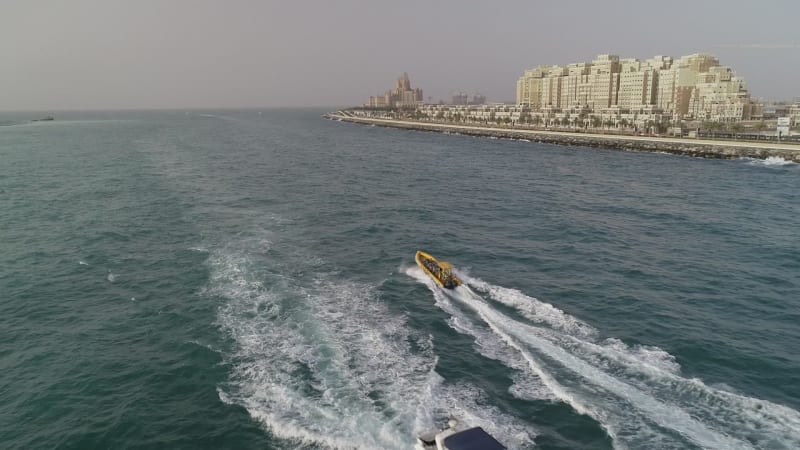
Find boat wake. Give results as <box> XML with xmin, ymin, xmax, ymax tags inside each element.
<box><xmin>406</xmin><ymin>266</ymin><xmax>800</xmax><ymax>449</ymax></box>
<box><xmin>206</xmin><ymin>236</ymin><xmax>535</xmax><ymax>449</ymax></box>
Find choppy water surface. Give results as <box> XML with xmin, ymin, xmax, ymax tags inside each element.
<box><xmin>2</xmin><ymin>109</ymin><xmax>799</xmax><ymax>449</ymax></box>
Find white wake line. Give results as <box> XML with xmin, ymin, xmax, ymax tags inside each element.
<box><xmin>216</xmin><ymin>258</ymin><xmax>537</xmax><ymax>449</ymax></box>
<box><xmin>463</xmin><ymin>275</ymin><xmax>596</xmax><ymax>338</ymax></box>
<box><xmin>462</xmin><ymin>277</ymin><xmax>800</xmax><ymax>438</ymax></box>
<box><xmin>212</xmin><ymin>253</ymin><xmax>439</xmax><ymax>450</ymax></box>
<box><xmin>564</xmin><ymin>331</ymin><xmax>800</xmax><ymax>432</ymax></box>
<box><xmin>453</xmin><ymin>288</ymin><xmax>596</xmax><ymax>416</ymax></box>
<box><xmin>449</xmin><ymin>285</ymin><xmax>754</xmax><ymax>450</ymax></box>
<box><xmin>220</xmin><ymin>386</ymin><xmax>396</xmax><ymax>450</ymax></box>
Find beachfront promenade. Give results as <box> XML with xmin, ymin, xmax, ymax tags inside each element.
<box><xmin>328</xmin><ymin>113</ymin><xmax>800</xmax><ymax>163</ymax></box>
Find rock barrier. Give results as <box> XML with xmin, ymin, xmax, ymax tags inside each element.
<box><xmin>327</xmin><ymin>115</ymin><xmax>800</xmax><ymax>163</ymax></box>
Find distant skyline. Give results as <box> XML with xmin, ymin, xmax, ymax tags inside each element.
<box><xmin>1</xmin><ymin>0</ymin><xmax>799</xmax><ymax>111</ymax></box>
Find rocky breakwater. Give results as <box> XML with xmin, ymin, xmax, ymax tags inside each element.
<box><xmin>327</xmin><ymin>114</ymin><xmax>800</xmax><ymax>163</ymax></box>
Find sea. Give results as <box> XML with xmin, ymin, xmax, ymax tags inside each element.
<box><xmin>2</xmin><ymin>109</ymin><xmax>799</xmax><ymax>450</ymax></box>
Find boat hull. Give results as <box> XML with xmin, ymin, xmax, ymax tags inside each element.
<box><xmin>415</xmin><ymin>251</ymin><xmax>462</xmax><ymax>289</ymax></box>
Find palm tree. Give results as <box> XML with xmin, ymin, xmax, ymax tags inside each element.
<box><xmin>730</xmin><ymin>123</ymin><xmax>744</xmax><ymax>140</ymax></box>
<box><xmin>712</xmin><ymin>122</ymin><xmax>724</xmax><ymax>138</ymax></box>
<box><xmin>755</xmin><ymin>121</ymin><xmax>768</xmax><ymax>139</ymax></box>
<box><xmin>659</xmin><ymin>118</ymin><xmax>672</xmax><ymax>134</ymax></box>
<box><xmin>702</xmin><ymin>121</ymin><xmax>719</xmax><ymax>138</ymax></box>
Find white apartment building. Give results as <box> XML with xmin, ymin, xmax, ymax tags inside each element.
<box><xmin>618</xmin><ymin>62</ymin><xmax>657</xmax><ymax>111</ymax></box>
<box><xmin>788</xmin><ymin>103</ymin><xmax>800</xmax><ymax>125</ymax></box>
<box><xmin>688</xmin><ymin>66</ymin><xmax>754</xmax><ymax>121</ymax></box>
<box><xmin>516</xmin><ymin>53</ymin><xmax>758</xmax><ymax>122</ymax></box>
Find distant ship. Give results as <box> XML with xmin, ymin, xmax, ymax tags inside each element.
<box><xmin>415</xmin><ymin>251</ymin><xmax>462</xmax><ymax>289</ymax></box>
<box><xmin>416</xmin><ymin>419</ymin><xmax>506</xmax><ymax>450</ymax></box>
<box><xmin>31</xmin><ymin>116</ymin><xmax>54</xmax><ymax>122</ymax></box>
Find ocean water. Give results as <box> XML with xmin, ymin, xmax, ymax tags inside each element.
<box><xmin>2</xmin><ymin>109</ymin><xmax>799</xmax><ymax>450</ymax></box>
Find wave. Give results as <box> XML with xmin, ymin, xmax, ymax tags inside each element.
<box><xmin>743</xmin><ymin>156</ymin><xmax>797</xmax><ymax>167</ymax></box>
<box><xmin>208</xmin><ymin>239</ymin><xmax>535</xmax><ymax>449</ymax></box>
<box><xmin>0</xmin><ymin>120</ymin><xmax>26</xmax><ymax>127</ymax></box>
<box><xmin>407</xmin><ymin>267</ymin><xmax>800</xmax><ymax>449</ymax></box>
<box><xmin>192</xmin><ymin>113</ymin><xmax>236</xmax><ymax>121</ymax></box>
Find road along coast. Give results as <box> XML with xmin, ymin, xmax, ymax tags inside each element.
<box><xmin>327</xmin><ymin>114</ymin><xmax>800</xmax><ymax>163</ymax></box>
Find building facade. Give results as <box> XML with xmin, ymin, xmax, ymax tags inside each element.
<box><xmin>367</xmin><ymin>73</ymin><xmax>423</xmax><ymax>108</ymax></box>
<box><xmin>516</xmin><ymin>53</ymin><xmax>760</xmax><ymax>122</ymax></box>
<box><xmin>788</xmin><ymin>103</ymin><xmax>800</xmax><ymax>125</ymax></box>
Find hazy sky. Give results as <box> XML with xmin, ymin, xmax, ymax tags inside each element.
<box><xmin>2</xmin><ymin>0</ymin><xmax>799</xmax><ymax>111</ymax></box>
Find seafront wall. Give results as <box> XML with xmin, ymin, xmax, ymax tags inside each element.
<box><xmin>327</xmin><ymin>114</ymin><xmax>800</xmax><ymax>163</ymax></box>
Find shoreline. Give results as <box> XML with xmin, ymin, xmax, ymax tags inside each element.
<box><xmin>326</xmin><ymin>113</ymin><xmax>800</xmax><ymax>163</ymax></box>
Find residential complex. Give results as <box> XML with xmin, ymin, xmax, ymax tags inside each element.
<box><xmin>367</xmin><ymin>73</ymin><xmax>423</xmax><ymax>108</ymax></box>
<box><xmin>355</xmin><ymin>55</ymin><xmax>793</xmax><ymax>134</ymax></box>
<box><xmin>517</xmin><ymin>53</ymin><xmax>761</xmax><ymax>122</ymax></box>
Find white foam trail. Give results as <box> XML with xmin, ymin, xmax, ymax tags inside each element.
<box><xmin>763</xmin><ymin>156</ymin><xmax>795</xmax><ymax>165</ymax></box>
<box><xmin>743</xmin><ymin>156</ymin><xmax>797</xmax><ymax>166</ymax></box>
<box><xmin>466</xmin><ymin>275</ymin><xmax>596</xmax><ymax>338</ymax></box>
<box><xmin>212</xmin><ymin>252</ymin><xmax>426</xmax><ymax>448</ymax></box>
<box><xmin>406</xmin><ymin>267</ymin><xmax>556</xmax><ymax>404</ymax></box>
<box><xmin>465</xmin><ymin>274</ymin><xmax>682</xmax><ymax>375</ymax></box>
<box><xmin>211</xmin><ymin>245</ymin><xmax>535</xmax><ymax>449</ymax></box>
<box><xmin>460</xmin><ymin>291</ymin><xmax>746</xmax><ymax>449</ymax></box>
<box><xmin>78</xmin><ymin>260</ymin><xmax>88</xmax><ymax>265</ymax></box>
<box><xmin>409</xmin><ymin>270</ymin><xmax>800</xmax><ymax>449</ymax></box>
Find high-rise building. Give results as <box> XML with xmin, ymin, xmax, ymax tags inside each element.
<box><xmin>617</xmin><ymin>59</ymin><xmax>658</xmax><ymax>111</ymax></box>
<box><xmin>451</xmin><ymin>92</ymin><xmax>469</xmax><ymax>105</ymax></box>
<box><xmin>470</xmin><ymin>93</ymin><xmax>487</xmax><ymax>105</ymax></box>
<box><xmin>367</xmin><ymin>73</ymin><xmax>423</xmax><ymax>108</ymax></box>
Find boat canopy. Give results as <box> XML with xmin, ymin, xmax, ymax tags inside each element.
<box><xmin>443</xmin><ymin>427</ymin><xmax>506</xmax><ymax>450</ymax></box>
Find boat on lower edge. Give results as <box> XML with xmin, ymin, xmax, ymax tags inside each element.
<box><xmin>415</xmin><ymin>419</ymin><xmax>506</xmax><ymax>450</ymax></box>
<box><xmin>415</xmin><ymin>251</ymin><xmax>462</xmax><ymax>289</ymax></box>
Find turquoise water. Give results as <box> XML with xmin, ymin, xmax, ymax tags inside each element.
<box><xmin>2</xmin><ymin>109</ymin><xmax>799</xmax><ymax>449</ymax></box>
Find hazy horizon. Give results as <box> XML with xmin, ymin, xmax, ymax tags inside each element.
<box><xmin>2</xmin><ymin>0</ymin><xmax>799</xmax><ymax>111</ymax></box>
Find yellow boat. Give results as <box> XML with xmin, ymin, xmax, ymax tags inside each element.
<box><xmin>416</xmin><ymin>251</ymin><xmax>462</xmax><ymax>289</ymax></box>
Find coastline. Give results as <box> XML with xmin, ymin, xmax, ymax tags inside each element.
<box><xmin>326</xmin><ymin>113</ymin><xmax>800</xmax><ymax>163</ymax></box>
